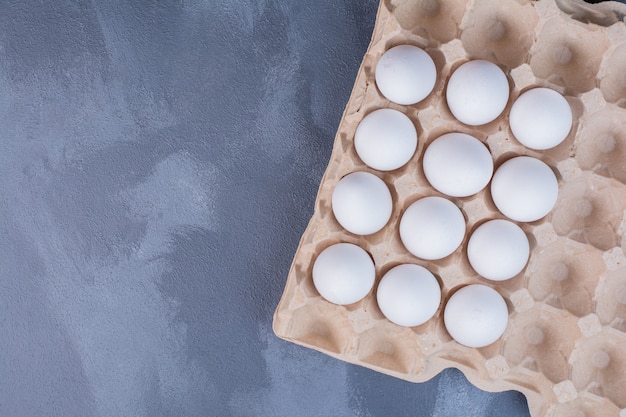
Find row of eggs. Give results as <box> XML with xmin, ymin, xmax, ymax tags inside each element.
<box><xmin>375</xmin><ymin>44</ymin><xmax>573</xmax><ymax>150</ymax></box>
<box><xmin>337</xmin><ymin>146</ymin><xmax>558</xmax><ymax>229</ymax></box>
<box><xmin>312</xmin><ymin>45</ymin><xmax>573</xmax><ymax>348</ymax></box>
<box><xmin>314</xmin><ymin>243</ymin><xmax>508</xmax><ymax>348</ymax></box>
<box><xmin>356</xmin><ymin>111</ymin><xmax>560</xmax><ymax>221</ymax></box>
<box><xmin>334</xmin><ymin>175</ymin><xmax>531</xmax><ymax>280</ymax></box>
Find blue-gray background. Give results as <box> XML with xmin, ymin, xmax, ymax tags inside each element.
<box><xmin>0</xmin><ymin>1</ymin><xmax>532</xmax><ymax>416</ymax></box>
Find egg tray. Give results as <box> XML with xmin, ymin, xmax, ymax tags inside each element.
<box><xmin>273</xmin><ymin>0</ymin><xmax>626</xmax><ymax>416</ymax></box>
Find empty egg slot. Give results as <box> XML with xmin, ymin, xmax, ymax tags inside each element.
<box><xmin>525</xmin><ymin>239</ymin><xmax>605</xmax><ymax>318</ymax></box>
<box><xmin>356</xmin><ymin>327</ymin><xmax>417</xmax><ymax>374</ymax></box>
<box><xmin>502</xmin><ymin>305</ymin><xmax>580</xmax><ymax>383</ymax></box>
<box><xmin>386</xmin><ymin>0</ymin><xmax>465</xmax><ymax>44</ymax></box>
<box><xmin>551</xmin><ymin>173</ymin><xmax>626</xmax><ymax>250</ymax></box>
<box><xmin>459</xmin><ymin>0</ymin><xmax>538</xmax><ymax>69</ymax></box>
<box><xmin>570</xmin><ymin>332</ymin><xmax>626</xmax><ymax>408</ymax></box>
<box><xmin>599</xmin><ymin>43</ymin><xmax>626</xmax><ymax>107</ymax></box>
<box><xmin>595</xmin><ymin>267</ymin><xmax>626</xmax><ymax>333</ymax></box>
<box><xmin>529</xmin><ymin>17</ymin><xmax>608</xmax><ymax>95</ymax></box>
<box><xmin>576</xmin><ymin>106</ymin><xmax>626</xmax><ymax>185</ymax></box>
<box><xmin>288</xmin><ymin>304</ymin><xmax>349</xmax><ymax>355</ymax></box>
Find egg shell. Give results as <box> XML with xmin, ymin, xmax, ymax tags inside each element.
<box><xmin>312</xmin><ymin>243</ymin><xmax>375</xmax><ymax>306</ymax></box>
<box><xmin>354</xmin><ymin>108</ymin><xmax>418</xmax><ymax>171</ymax></box>
<box><xmin>509</xmin><ymin>87</ymin><xmax>573</xmax><ymax>150</ymax></box>
<box><xmin>423</xmin><ymin>132</ymin><xmax>493</xmax><ymax>197</ymax></box>
<box><xmin>444</xmin><ymin>284</ymin><xmax>509</xmax><ymax>348</ymax></box>
<box><xmin>467</xmin><ymin>219</ymin><xmax>530</xmax><ymax>281</ymax></box>
<box><xmin>375</xmin><ymin>45</ymin><xmax>437</xmax><ymax>105</ymax></box>
<box><xmin>399</xmin><ymin>196</ymin><xmax>465</xmax><ymax>260</ymax></box>
<box><xmin>376</xmin><ymin>264</ymin><xmax>441</xmax><ymax>327</ymax></box>
<box><xmin>331</xmin><ymin>172</ymin><xmax>392</xmax><ymax>235</ymax></box>
<box><xmin>491</xmin><ymin>156</ymin><xmax>559</xmax><ymax>222</ymax></box>
<box><xmin>446</xmin><ymin>60</ymin><xmax>510</xmax><ymax>126</ymax></box>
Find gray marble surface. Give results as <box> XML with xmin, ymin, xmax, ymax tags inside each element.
<box><xmin>0</xmin><ymin>1</ymin><xmax>531</xmax><ymax>416</ymax></box>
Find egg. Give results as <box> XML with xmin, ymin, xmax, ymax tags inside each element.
<box><xmin>444</xmin><ymin>284</ymin><xmax>509</xmax><ymax>348</ymax></box>
<box><xmin>399</xmin><ymin>196</ymin><xmax>465</xmax><ymax>260</ymax></box>
<box><xmin>491</xmin><ymin>156</ymin><xmax>559</xmax><ymax>222</ymax></box>
<box><xmin>376</xmin><ymin>264</ymin><xmax>441</xmax><ymax>327</ymax></box>
<box><xmin>510</xmin><ymin>87</ymin><xmax>573</xmax><ymax>150</ymax></box>
<box><xmin>423</xmin><ymin>132</ymin><xmax>493</xmax><ymax>197</ymax></box>
<box><xmin>375</xmin><ymin>45</ymin><xmax>437</xmax><ymax>105</ymax></box>
<box><xmin>312</xmin><ymin>243</ymin><xmax>375</xmax><ymax>305</ymax></box>
<box><xmin>446</xmin><ymin>60</ymin><xmax>510</xmax><ymax>126</ymax></box>
<box><xmin>332</xmin><ymin>172</ymin><xmax>392</xmax><ymax>235</ymax></box>
<box><xmin>354</xmin><ymin>108</ymin><xmax>418</xmax><ymax>171</ymax></box>
<box><xmin>467</xmin><ymin>219</ymin><xmax>530</xmax><ymax>281</ymax></box>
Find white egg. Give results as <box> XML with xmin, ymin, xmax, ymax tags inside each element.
<box><xmin>354</xmin><ymin>109</ymin><xmax>418</xmax><ymax>171</ymax></box>
<box><xmin>423</xmin><ymin>132</ymin><xmax>493</xmax><ymax>197</ymax></box>
<box><xmin>446</xmin><ymin>60</ymin><xmax>510</xmax><ymax>126</ymax></box>
<box><xmin>399</xmin><ymin>196</ymin><xmax>465</xmax><ymax>260</ymax></box>
<box><xmin>332</xmin><ymin>172</ymin><xmax>392</xmax><ymax>235</ymax></box>
<box><xmin>375</xmin><ymin>45</ymin><xmax>437</xmax><ymax>105</ymax></box>
<box><xmin>467</xmin><ymin>219</ymin><xmax>530</xmax><ymax>281</ymax></box>
<box><xmin>491</xmin><ymin>156</ymin><xmax>559</xmax><ymax>222</ymax></box>
<box><xmin>377</xmin><ymin>264</ymin><xmax>441</xmax><ymax>327</ymax></box>
<box><xmin>444</xmin><ymin>284</ymin><xmax>509</xmax><ymax>348</ymax></box>
<box><xmin>510</xmin><ymin>87</ymin><xmax>573</xmax><ymax>150</ymax></box>
<box><xmin>312</xmin><ymin>243</ymin><xmax>375</xmax><ymax>305</ymax></box>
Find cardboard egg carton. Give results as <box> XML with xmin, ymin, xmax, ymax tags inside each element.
<box><xmin>273</xmin><ymin>0</ymin><xmax>626</xmax><ymax>416</ymax></box>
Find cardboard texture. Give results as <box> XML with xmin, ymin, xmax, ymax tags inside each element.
<box><xmin>274</xmin><ymin>1</ymin><xmax>626</xmax><ymax>416</ymax></box>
